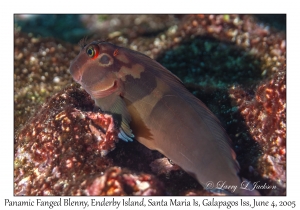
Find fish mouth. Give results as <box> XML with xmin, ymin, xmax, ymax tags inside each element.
<box><xmin>74</xmin><ymin>73</ymin><xmax>82</xmax><ymax>83</ymax></box>
<box><xmin>70</xmin><ymin>62</ymin><xmax>83</xmax><ymax>83</ymax></box>
<box><xmin>87</xmin><ymin>80</ymin><xmax>119</xmax><ymax>98</ymax></box>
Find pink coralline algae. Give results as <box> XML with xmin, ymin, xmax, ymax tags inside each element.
<box><xmin>86</xmin><ymin>167</ymin><xmax>164</xmax><ymax>196</ymax></box>
<box><xmin>229</xmin><ymin>69</ymin><xmax>286</xmax><ymax>195</ymax></box>
<box><xmin>14</xmin><ymin>84</ymin><xmax>164</xmax><ymax>195</ymax></box>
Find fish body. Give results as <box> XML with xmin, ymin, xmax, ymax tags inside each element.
<box><xmin>69</xmin><ymin>41</ymin><xmax>257</xmax><ymax>195</ymax></box>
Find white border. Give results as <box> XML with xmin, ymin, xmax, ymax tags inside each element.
<box><xmin>2</xmin><ymin>1</ymin><xmax>298</xmax><ymax>209</ymax></box>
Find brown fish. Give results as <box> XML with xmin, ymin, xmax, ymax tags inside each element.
<box><xmin>69</xmin><ymin>40</ymin><xmax>258</xmax><ymax>195</ymax></box>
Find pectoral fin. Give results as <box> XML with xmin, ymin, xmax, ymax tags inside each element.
<box><xmin>94</xmin><ymin>94</ymin><xmax>134</xmax><ymax>142</ymax></box>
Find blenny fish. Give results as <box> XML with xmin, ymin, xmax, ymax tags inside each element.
<box><xmin>69</xmin><ymin>40</ymin><xmax>258</xmax><ymax>195</ymax></box>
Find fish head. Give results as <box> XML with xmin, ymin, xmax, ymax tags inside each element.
<box><xmin>69</xmin><ymin>41</ymin><xmax>127</xmax><ymax>99</ymax></box>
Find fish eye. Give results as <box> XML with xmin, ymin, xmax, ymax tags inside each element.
<box><xmin>86</xmin><ymin>44</ymin><xmax>99</xmax><ymax>58</ymax></box>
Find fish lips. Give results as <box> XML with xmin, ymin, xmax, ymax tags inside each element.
<box><xmin>69</xmin><ymin>59</ymin><xmax>83</xmax><ymax>83</ymax></box>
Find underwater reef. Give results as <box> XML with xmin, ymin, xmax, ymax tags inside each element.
<box><xmin>14</xmin><ymin>14</ymin><xmax>286</xmax><ymax>195</ymax></box>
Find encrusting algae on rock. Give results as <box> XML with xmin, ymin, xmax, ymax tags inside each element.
<box><xmin>15</xmin><ymin>84</ymin><xmax>114</xmax><ymax>195</ymax></box>
<box><xmin>14</xmin><ymin>14</ymin><xmax>286</xmax><ymax>195</ymax></box>
<box><xmin>14</xmin><ymin>84</ymin><xmax>164</xmax><ymax>195</ymax></box>
<box><xmin>229</xmin><ymin>69</ymin><xmax>286</xmax><ymax>195</ymax></box>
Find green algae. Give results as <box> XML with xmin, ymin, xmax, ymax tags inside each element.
<box><xmin>157</xmin><ymin>36</ymin><xmax>262</xmax><ymax>89</ymax></box>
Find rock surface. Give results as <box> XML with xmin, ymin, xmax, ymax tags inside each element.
<box><xmin>14</xmin><ymin>14</ymin><xmax>286</xmax><ymax>195</ymax></box>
